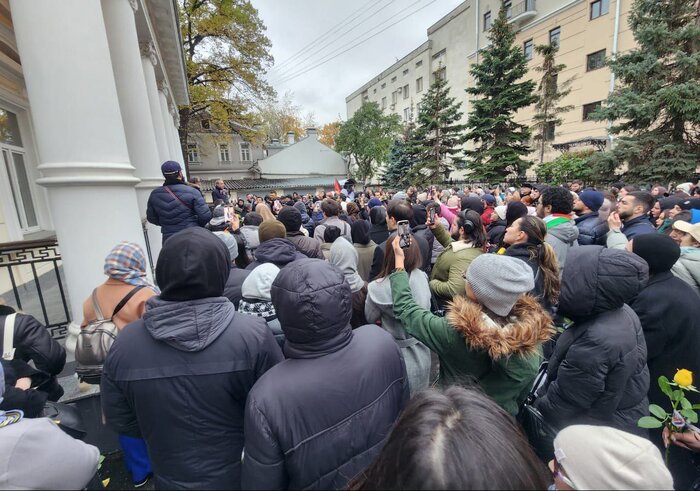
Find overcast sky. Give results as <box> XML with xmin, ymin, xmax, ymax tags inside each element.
<box><xmin>254</xmin><ymin>0</ymin><xmax>465</xmax><ymax>126</ymax></box>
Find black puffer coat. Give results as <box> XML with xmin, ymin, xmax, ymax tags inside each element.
<box><xmin>146</xmin><ymin>182</ymin><xmax>212</xmax><ymax>241</ymax></box>
<box><xmin>535</xmin><ymin>246</ymin><xmax>650</xmax><ymax>435</ymax></box>
<box><xmin>101</xmin><ymin>228</ymin><xmax>284</xmax><ymax>490</ymax></box>
<box><xmin>242</xmin><ymin>258</ymin><xmax>408</xmax><ymax>490</ymax></box>
<box><xmin>0</xmin><ymin>305</ymin><xmax>65</xmax><ymax>403</ymax></box>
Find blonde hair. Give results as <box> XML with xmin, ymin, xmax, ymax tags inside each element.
<box><xmin>255</xmin><ymin>203</ymin><xmax>276</xmax><ymax>222</ymax></box>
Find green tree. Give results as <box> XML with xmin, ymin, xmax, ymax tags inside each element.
<box><xmin>536</xmin><ymin>150</ymin><xmax>595</xmax><ymax>185</ymax></box>
<box><xmin>591</xmin><ymin>0</ymin><xmax>700</xmax><ymax>182</ymax></box>
<box><xmin>335</xmin><ymin>102</ymin><xmax>401</xmax><ymax>182</ymax></box>
<box><xmin>464</xmin><ymin>1</ymin><xmax>537</xmax><ymax>182</ymax></box>
<box><xmin>408</xmin><ymin>76</ymin><xmax>467</xmax><ymax>186</ymax></box>
<box><xmin>384</xmin><ymin>122</ymin><xmax>418</xmax><ymax>189</ymax></box>
<box><xmin>179</xmin><ymin>0</ymin><xmax>274</xmax><ymax>168</ymax></box>
<box><xmin>532</xmin><ymin>44</ymin><xmax>574</xmax><ymax>164</ymax></box>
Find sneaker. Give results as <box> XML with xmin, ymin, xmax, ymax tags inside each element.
<box><xmin>133</xmin><ymin>474</ymin><xmax>153</xmax><ymax>489</ymax></box>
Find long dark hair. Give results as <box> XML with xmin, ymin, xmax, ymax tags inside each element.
<box><xmin>375</xmin><ymin>236</ymin><xmax>422</xmax><ymax>280</ymax></box>
<box><xmin>518</xmin><ymin>216</ymin><xmax>560</xmax><ymax>304</ymax></box>
<box><xmin>348</xmin><ymin>386</ymin><xmax>551</xmax><ymax>490</ymax></box>
<box><xmin>456</xmin><ymin>210</ymin><xmax>488</xmax><ymax>252</ymax></box>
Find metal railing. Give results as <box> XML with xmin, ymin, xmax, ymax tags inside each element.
<box><xmin>0</xmin><ymin>238</ymin><xmax>70</xmax><ymax>339</ymax></box>
<box><xmin>511</xmin><ymin>0</ymin><xmax>536</xmax><ymax>19</ymax></box>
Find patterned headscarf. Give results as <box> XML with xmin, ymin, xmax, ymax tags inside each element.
<box><xmin>104</xmin><ymin>242</ymin><xmax>159</xmax><ymax>293</ymax></box>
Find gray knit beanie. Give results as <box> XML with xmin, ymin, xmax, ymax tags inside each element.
<box><xmin>466</xmin><ymin>255</ymin><xmax>535</xmax><ymax>317</ymax></box>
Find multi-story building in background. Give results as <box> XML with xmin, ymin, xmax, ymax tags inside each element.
<box><xmin>346</xmin><ymin>0</ymin><xmax>632</xmax><ymax>179</ymax></box>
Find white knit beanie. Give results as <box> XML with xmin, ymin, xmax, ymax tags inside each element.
<box><xmin>465</xmin><ymin>255</ymin><xmax>534</xmax><ymax>317</ymax></box>
<box><xmin>554</xmin><ymin>425</ymin><xmax>673</xmax><ymax>490</ymax></box>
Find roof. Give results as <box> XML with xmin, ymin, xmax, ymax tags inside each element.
<box><xmin>200</xmin><ymin>176</ymin><xmax>342</xmax><ymax>193</ymax></box>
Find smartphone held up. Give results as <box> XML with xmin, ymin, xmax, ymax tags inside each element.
<box><xmin>397</xmin><ymin>220</ymin><xmax>411</xmax><ymax>249</ymax></box>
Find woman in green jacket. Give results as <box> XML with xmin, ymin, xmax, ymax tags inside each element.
<box><xmin>430</xmin><ymin>210</ymin><xmax>487</xmax><ymax>303</ymax></box>
<box><xmin>389</xmin><ymin>237</ymin><xmax>554</xmax><ymax>415</ymax></box>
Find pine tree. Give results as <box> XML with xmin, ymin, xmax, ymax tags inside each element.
<box><xmin>532</xmin><ymin>44</ymin><xmax>574</xmax><ymax>164</ymax></box>
<box><xmin>384</xmin><ymin>122</ymin><xmax>417</xmax><ymax>189</ymax></box>
<box><xmin>591</xmin><ymin>0</ymin><xmax>700</xmax><ymax>183</ymax></box>
<box><xmin>464</xmin><ymin>1</ymin><xmax>537</xmax><ymax>182</ymax></box>
<box><xmin>408</xmin><ymin>75</ymin><xmax>467</xmax><ymax>187</ymax></box>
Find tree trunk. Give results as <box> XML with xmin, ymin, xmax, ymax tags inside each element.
<box><xmin>179</xmin><ymin>106</ymin><xmax>191</xmax><ymax>177</ymax></box>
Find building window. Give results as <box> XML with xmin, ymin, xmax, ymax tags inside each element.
<box><xmin>416</xmin><ymin>102</ymin><xmax>422</xmax><ymax>117</ymax></box>
<box><xmin>582</xmin><ymin>101</ymin><xmax>602</xmax><ymax>121</ymax></box>
<box><xmin>373</xmin><ymin>88</ymin><xmax>377</xmax><ymax>94</ymax></box>
<box><xmin>544</xmin><ymin>122</ymin><xmax>556</xmax><ymax>141</ymax></box>
<box><xmin>403</xmin><ymin>84</ymin><xmax>409</xmax><ymax>99</ymax></box>
<box><xmin>392</xmin><ymin>91</ymin><xmax>398</xmax><ymax>105</ymax></box>
<box><xmin>586</xmin><ymin>49</ymin><xmax>606</xmax><ymax>71</ymax></box>
<box><xmin>504</xmin><ymin>0</ymin><xmax>512</xmax><ymax>18</ymax></box>
<box><xmin>187</xmin><ymin>143</ymin><xmax>200</xmax><ymax>163</ymax></box>
<box><xmin>3</xmin><ymin>150</ymin><xmax>37</xmax><ymax>231</ymax></box>
<box><xmin>403</xmin><ymin>69</ymin><xmax>409</xmax><ymax>76</ymax></box>
<box><xmin>416</xmin><ymin>77</ymin><xmax>423</xmax><ymax>93</ymax></box>
<box><xmin>549</xmin><ymin>27</ymin><xmax>561</xmax><ymax>48</ymax></box>
<box><xmin>484</xmin><ymin>11</ymin><xmax>492</xmax><ymax>30</ymax></box>
<box><xmin>240</xmin><ymin>142</ymin><xmax>251</xmax><ymax>161</ymax></box>
<box><xmin>590</xmin><ymin>0</ymin><xmax>609</xmax><ymax>19</ymax></box>
<box><xmin>219</xmin><ymin>143</ymin><xmax>230</xmax><ymax>162</ymax></box>
<box><xmin>200</xmin><ymin>119</ymin><xmax>210</xmax><ymax>130</ymax></box>
<box><xmin>391</xmin><ymin>76</ymin><xmax>397</xmax><ymax>83</ymax></box>
<box><xmin>416</xmin><ymin>60</ymin><xmax>423</xmax><ymax>68</ymax></box>
<box><xmin>381</xmin><ymin>83</ymin><xmax>386</xmax><ymax>89</ymax></box>
<box><xmin>523</xmin><ymin>39</ymin><xmax>534</xmax><ymax>60</ymax></box>
<box><xmin>382</xmin><ymin>96</ymin><xmax>387</xmax><ymax>109</ymax></box>
<box><xmin>432</xmin><ymin>49</ymin><xmax>446</xmax><ymax>60</ymax></box>
<box><xmin>433</xmin><ymin>67</ymin><xmax>446</xmax><ymax>82</ymax></box>
<box><xmin>403</xmin><ymin>107</ymin><xmax>410</xmax><ymax>122</ymax></box>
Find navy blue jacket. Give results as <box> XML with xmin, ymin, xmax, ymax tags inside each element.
<box><xmin>574</xmin><ymin>212</ymin><xmax>608</xmax><ymax>246</ymax></box>
<box><xmin>147</xmin><ymin>183</ymin><xmax>212</xmax><ymax>240</ymax></box>
<box><xmin>621</xmin><ymin>215</ymin><xmax>656</xmax><ymax>239</ymax></box>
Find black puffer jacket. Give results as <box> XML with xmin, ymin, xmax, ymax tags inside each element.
<box><xmin>0</xmin><ymin>305</ymin><xmax>65</xmax><ymax>403</ymax></box>
<box><xmin>245</xmin><ymin>238</ymin><xmax>306</xmax><ymax>271</ymax></box>
<box><xmin>242</xmin><ymin>258</ymin><xmax>408</xmax><ymax>490</ymax></box>
<box><xmin>535</xmin><ymin>246</ymin><xmax>650</xmax><ymax>435</ymax></box>
<box><xmin>574</xmin><ymin>212</ymin><xmax>608</xmax><ymax>246</ymax></box>
<box><xmin>101</xmin><ymin>228</ymin><xmax>284</xmax><ymax>490</ymax></box>
<box><xmin>146</xmin><ymin>182</ymin><xmax>212</xmax><ymax>241</ymax></box>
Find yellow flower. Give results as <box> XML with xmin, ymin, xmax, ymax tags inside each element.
<box><xmin>674</xmin><ymin>369</ymin><xmax>693</xmax><ymax>388</ymax></box>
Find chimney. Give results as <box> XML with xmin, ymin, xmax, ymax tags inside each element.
<box><xmin>306</xmin><ymin>127</ymin><xmax>317</xmax><ymax>138</ymax></box>
<box><xmin>287</xmin><ymin>131</ymin><xmax>295</xmax><ymax>144</ymax></box>
<box><xmin>271</xmin><ymin>138</ymin><xmax>279</xmax><ymax>144</ymax></box>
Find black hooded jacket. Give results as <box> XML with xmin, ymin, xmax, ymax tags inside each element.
<box><xmin>101</xmin><ymin>228</ymin><xmax>284</xmax><ymax>490</ymax></box>
<box><xmin>535</xmin><ymin>246</ymin><xmax>650</xmax><ymax>435</ymax></box>
<box><xmin>245</xmin><ymin>238</ymin><xmax>306</xmax><ymax>271</ymax></box>
<box><xmin>242</xmin><ymin>259</ymin><xmax>408</xmax><ymax>490</ymax></box>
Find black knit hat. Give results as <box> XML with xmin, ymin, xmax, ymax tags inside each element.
<box><xmin>632</xmin><ymin>233</ymin><xmax>680</xmax><ymax>275</ymax></box>
<box><xmin>277</xmin><ymin>206</ymin><xmax>302</xmax><ymax>233</ymax></box>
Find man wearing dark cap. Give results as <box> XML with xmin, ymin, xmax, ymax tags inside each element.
<box><xmin>277</xmin><ymin>206</ymin><xmax>324</xmax><ymax>259</ymax></box>
<box><xmin>146</xmin><ymin>161</ymin><xmax>212</xmax><ymax>243</ymax></box>
<box><xmin>101</xmin><ymin>228</ymin><xmax>283</xmax><ymax>489</ymax></box>
<box><xmin>573</xmin><ymin>189</ymin><xmax>608</xmax><ymax>246</ymax></box>
<box><xmin>628</xmin><ymin>233</ymin><xmax>700</xmax><ymax>489</ymax></box>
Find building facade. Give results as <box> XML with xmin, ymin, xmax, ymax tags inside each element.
<box><xmin>0</xmin><ymin>0</ymin><xmax>188</xmax><ymax>336</ymax></box>
<box><xmin>346</xmin><ymin>0</ymin><xmax>633</xmax><ymax>178</ymax></box>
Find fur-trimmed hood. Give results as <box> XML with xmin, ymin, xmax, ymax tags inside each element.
<box><xmin>446</xmin><ymin>294</ymin><xmax>554</xmax><ymax>359</ymax></box>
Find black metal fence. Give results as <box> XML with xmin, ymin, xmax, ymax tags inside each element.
<box><xmin>0</xmin><ymin>238</ymin><xmax>70</xmax><ymax>339</ymax></box>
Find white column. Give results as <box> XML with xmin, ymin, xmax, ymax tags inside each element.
<box><xmin>158</xmin><ymin>82</ymin><xmax>177</xmax><ymax>161</ymax></box>
<box><xmin>102</xmin><ymin>0</ymin><xmax>163</xmax><ymax>264</ymax></box>
<box><xmin>11</xmin><ymin>0</ymin><xmax>147</xmax><ymax>325</ymax></box>
<box><xmin>140</xmin><ymin>42</ymin><xmax>170</xmax><ymax>163</ymax></box>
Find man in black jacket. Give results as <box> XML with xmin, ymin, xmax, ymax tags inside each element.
<box><xmin>101</xmin><ymin>228</ymin><xmax>283</xmax><ymax>490</ymax></box>
<box><xmin>242</xmin><ymin>259</ymin><xmax>408</xmax><ymax>490</ymax></box>
<box><xmin>573</xmin><ymin>189</ymin><xmax>608</xmax><ymax>245</ymax></box>
<box><xmin>629</xmin><ymin>233</ymin><xmax>700</xmax><ymax>489</ymax></box>
<box><xmin>146</xmin><ymin>161</ymin><xmax>212</xmax><ymax>243</ymax></box>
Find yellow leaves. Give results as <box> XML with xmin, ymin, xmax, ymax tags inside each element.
<box><xmin>319</xmin><ymin>121</ymin><xmax>342</xmax><ymax>149</ymax></box>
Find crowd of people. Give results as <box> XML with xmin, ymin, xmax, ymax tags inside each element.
<box><xmin>2</xmin><ymin>160</ymin><xmax>700</xmax><ymax>490</ymax></box>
